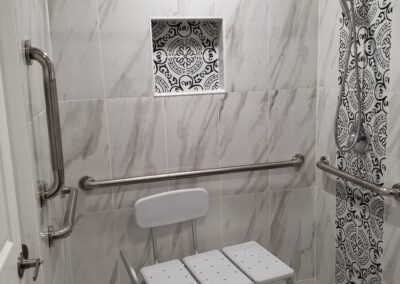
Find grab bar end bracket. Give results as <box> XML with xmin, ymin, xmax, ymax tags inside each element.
<box><xmin>79</xmin><ymin>176</ymin><xmax>94</xmax><ymax>191</ymax></box>
<box><xmin>23</xmin><ymin>40</ymin><xmax>33</xmax><ymax>65</ymax></box>
<box><xmin>292</xmin><ymin>154</ymin><xmax>305</xmax><ymax>166</ymax></box>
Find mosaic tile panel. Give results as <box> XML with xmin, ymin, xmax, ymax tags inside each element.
<box><xmin>335</xmin><ymin>0</ymin><xmax>392</xmax><ymax>283</ymax></box>
<box><xmin>151</xmin><ymin>19</ymin><xmax>224</xmax><ymax>95</ymax></box>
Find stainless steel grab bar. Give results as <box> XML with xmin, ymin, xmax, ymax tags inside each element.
<box><xmin>24</xmin><ymin>40</ymin><xmax>65</xmax><ymax>205</ymax></box>
<box><xmin>317</xmin><ymin>156</ymin><xmax>400</xmax><ymax>198</ymax></box>
<box><xmin>42</xmin><ymin>187</ymin><xmax>78</xmax><ymax>246</ymax></box>
<box><xmin>120</xmin><ymin>250</ymin><xmax>139</xmax><ymax>284</ymax></box>
<box><xmin>80</xmin><ymin>154</ymin><xmax>305</xmax><ymax>190</ymax></box>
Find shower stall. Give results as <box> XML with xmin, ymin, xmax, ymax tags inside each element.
<box><xmin>0</xmin><ymin>0</ymin><xmax>399</xmax><ymax>283</ymax></box>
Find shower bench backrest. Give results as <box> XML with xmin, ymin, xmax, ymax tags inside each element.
<box><xmin>134</xmin><ymin>188</ymin><xmax>209</xmax><ymax>262</ymax></box>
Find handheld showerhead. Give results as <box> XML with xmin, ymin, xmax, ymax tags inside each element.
<box><xmin>338</xmin><ymin>0</ymin><xmax>351</xmax><ymax>19</ymax></box>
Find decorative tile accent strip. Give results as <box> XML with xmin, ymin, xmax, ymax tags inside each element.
<box><xmin>335</xmin><ymin>1</ymin><xmax>392</xmax><ymax>283</ymax></box>
<box><xmin>151</xmin><ymin>19</ymin><xmax>224</xmax><ymax>96</ymax></box>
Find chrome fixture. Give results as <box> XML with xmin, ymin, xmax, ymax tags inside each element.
<box><xmin>80</xmin><ymin>154</ymin><xmax>305</xmax><ymax>190</ymax></box>
<box><xmin>17</xmin><ymin>244</ymin><xmax>43</xmax><ymax>281</ymax></box>
<box><xmin>316</xmin><ymin>156</ymin><xmax>400</xmax><ymax>198</ymax></box>
<box><xmin>335</xmin><ymin>0</ymin><xmax>369</xmax><ymax>153</ymax></box>
<box><xmin>24</xmin><ymin>40</ymin><xmax>65</xmax><ymax>205</ymax></box>
<box><xmin>42</xmin><ymin>187</ymin><xmax>78</xmax><ymax>246</ymax></box>
<box><xmin>120</xmin><ymin>250</ymin><xmax>139</xmax><ymax>284</ymax></box>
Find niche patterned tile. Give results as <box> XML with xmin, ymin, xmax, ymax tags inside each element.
<box><xmin>335</xmin><ymin>0</ymin><xmax>392</xmax><ymax>283</ymax></box>
<box><xmin>151</xmin><ymin>19</ymin><xmax>224</xmax><ymax>95</ymax></box>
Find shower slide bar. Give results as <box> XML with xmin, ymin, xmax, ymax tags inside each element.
<box><xmin>80</xmin><ymin>154</ymin><xmax>305</xmax><ymax>190</ymax></box>
<box><xmin>317</xmin><ymin>156</ymin><xmax>400</xmax><ymax>198</ymax></box>
<box><xmin>24</xmin><ymin>40</ymin><xmax>65</xmax><ymax>205</ymax></box>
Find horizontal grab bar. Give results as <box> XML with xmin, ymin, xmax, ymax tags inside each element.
<box><xmin>24</xmin><ymin>40</ymin><xmax>65</xmax><ymax>205</ymax></box>
<box><xmin>80</xmin><ymin>154</ymin><xmax>305</xmax><ymax>190</ymax></box>
<box><xmin>316</xmin><ymin>156</ymin><xmax>400</xmax><ymax>198</ymax></box>
<box><xmin>42</xmin><ymin>187</ymin><xmax>78</xmax><ymax>246</ymax></box>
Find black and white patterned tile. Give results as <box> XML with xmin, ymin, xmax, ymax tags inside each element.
<box><xmin>335</xmin><ymin>0</ymin><xmax>392</xmax><ymax>283</ymax></box>
<box><xmin>151</xmin><ymin>19</ymin><xmax>223</xmax><ymax>95</ymax></box>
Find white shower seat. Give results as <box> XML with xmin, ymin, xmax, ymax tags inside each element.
<box><xmin>223</xmin><ymin>241</ymin><xmax>294</xmax><ymax>284</ymax></box>
<box><xmin>183</xmin><ymin>250</ymin><xmax>253</xmax><ymax>284</ymax></box>
<box><xmin>127</xmin><ymin>189</ymin><xmax>294</xmax><ymax>284</ymax></box>
<box><xmin>141</xmin><ymin>259</ymin><xmax>197</xmax><ymax>284</ymax></box>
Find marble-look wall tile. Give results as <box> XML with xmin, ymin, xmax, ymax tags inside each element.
<box><xmin>315</xmin><ymin>187</ymin><xmax>335</xmax><ymax>284</ymax></box>
<box><xmin>107</xmin><ymin>98</ymin><xmax>167</xmax><ymax>178</ymax></box>
<box><xmin>269</xmin><ymin>89</ymin><xmax>316</xmax><ymax>191</ymax></box>
<box><xmin>221</xmin><ymin>193</ymin><xmax>269</xmax><ymax>248</ymax></box>
<box><xmin>158</xmin><ymin>0</ymin><xmax>215</xmax><ymax>17</ymax></box>
<box><xmin>13</xmin><ymin>0</ymin><xmax>49</xmax><ymax>120</ymax></box>
<box><xmin>98</xmin><ymin>0</ymin><xmax>158</xmax><ymax>98</ymax></box>
<box><xmin>215</xmin><ymin>0</ymin><xmax>268</xmax><ymax>92</ymax></box>
<box><xmin>269</xmin><ymin>0</ymin><xmax>318</xmax><ymax>90</ymax></box>
<box><xmin>219</xmin><ymin>92</ymin><xmax>269</xmax><ymax>196</ymax></box>
<box><xmin>69</xmin><ymin>212</ymin><xmax>118</xmax><ymax>270</ymax></box>
<box><xmin>114</xmin><ymin>182</ymin><xmax>169</xmax><ymax>209</ymax></box>
<box><xmin>270</xmin><ymin>187</ymin><xmax>316</xmax><ymax>280</ymax></box>
<box><xmin>317</xmin><ymin>0</ymin><xmax>340</xmax><ymax>88</ymax></box>
<box><xmin>48</xmin><ymin>0</ymin><xmax>104</xmax><ymax>100</ymax></box>
<box><xmin>59</xmin><ymin>100</ymin><xmax>112</xmax><ymax>214</ymax></box>
<box><xmin>383</xmin><ymin>223</ymin><xmax>400</xmax><ymax>284</ymax></box>
<box><xmin>168</xmin><ymin>176</ymin><xmax>221</xmax><ymax>198</ymax></box>
<box><xmin>316</xmin><ymin>88</ymin><xmax>338</xmax><ymax>193</ymax></box>
<box><xmin>219</xmin><ymin>92</ymin><xmax>269</xmax><ymax>166</ymax></box>
<box><xmin>171</xmin><ymin>198</ymin><xmax>222</xmax><ymax>259</ymax></box>
<box><xmin>164</xmin><ymin>95</ymin><xmax>220</xmax><ymax>171</ymax></box>
<box><xmin>72</xmin><ymin>259</ymin><xmax>119</xmax><ymax>284</ymax></box>
<box><xmin>60</xmin><ymin>100</ymin><xmax>111</xmax><ymax>179</ymax></box>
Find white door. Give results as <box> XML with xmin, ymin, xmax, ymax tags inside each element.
<box><xmin>0</xmin><ymin>66</ymin><xmax>24</xmax><ymax>283</ymax></box>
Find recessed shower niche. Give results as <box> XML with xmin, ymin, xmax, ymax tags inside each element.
<box><xmin>151</xmin><ymin>18</ymin><xmax>225</xmax><ymax>96</ymax></box>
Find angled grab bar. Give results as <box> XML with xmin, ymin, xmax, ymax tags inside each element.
<box><xmin>24</xmin><ymin>40</ymin><xmax>65</xmax><ymax>205</ymax></box>
<box><xmin>120</xmin><ymin>250</ymin><xmax>139</xmax><ymax>284</ymax></box>
<box><xmin>80</xmin><ymin>154</ymin><xmax>305</xmax><ymax>190</ymax></box>
<box><xmin>42</xmin><ymin>187</ymin><xmax>78</xmax><ymax>246</ymax></box>
<box><xmin>317</xmin><ymin>156</ymin><xmax>400</xmax><ymax>198</ymax></box>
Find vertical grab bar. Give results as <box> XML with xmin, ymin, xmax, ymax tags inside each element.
<box><xmin>24</xmin><ymin>40</ymin><xmax>65</xmax><ymax>205</ymax></box>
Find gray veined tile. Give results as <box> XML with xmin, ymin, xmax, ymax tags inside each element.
<box><xmin>49</xmin><ymin>0</ymin><xmax>104</xmax><ymax>100</ymax></box>
<box><xmin>72</xmin><ymin>259</ymin><xmax>119</xmax><ymax>284</ymax></box>
<box><xmin>316</xmin><ymin>88</ymin><xmax>338</xmax><ymax>194</ymax></box>
<box><xmin>270</xmin><ymin>187</ymin><xmax>316</xmax><ymax>281</ymax></box>
<box><xmin>59</xmin><ymin>100</ymin><xmax>111</xmax><ymax>180</ymax></box>
<box><xmin>164</xmin><ymin>95</ymin><xmax>220</xmax><ymax>171</ymax></box>
<box><xmin>268</xmin><ymin>89</ymin><xmax>316</xmax><ymax>191</ymax></box>
<box><xmin>383</xmin><ymin>223</ymin><xmax>400</xmax><ymax>284</ymax></box>
<box><xmin>98</xmin><ymin>0</ymin><xmax>158</xmax><ymax>98</ymax></box>
<box><xmin>315</xmin><ymin>187</ymin><xmax>335</xmax><ymax>284</ymax></box>
<box><xmin>215</xmin><ymin>0</ymin><xmax>268</xmax><ymax>92</ymax></box>
<box><xmin>69</xmin><ymin>212</ymin><xmax>118</xmax><ymax>267</ymax></box>
<box><xmin>107</xmin><ymin>97</ymin><xmax>168</xmax><ymax>179</ymax></box>
<box><xmin>269</xmin><ymin>0</ymin><xmax>318</xmax><ymax>90</ymax></box>
<box><xmin>219</xmin><ymin>92</ymin><xmax>269</xmax><ymax>196</ymax></box>
<box><xmin>158</xmin><ymin>0</ymin><xmax>215</xmax><ymax>17</ymax></box>
<box><xmin>317</xmin><ymin>0</ymin><xmax>341</xmax><ymax>88</ymax></box>
<box><xmin>219</xmin><ymin>92</ymin><xmax>269</xmax><ymax>167</ymax></box>
<box><xmin>221</xmin><ymin>193</ymin><xmax>269</xmax><ymax>248</ymax></box>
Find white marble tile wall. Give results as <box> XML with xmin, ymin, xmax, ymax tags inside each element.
<box><xmin>46</xmin><ymin>0</ymin><xmax>319</xmax><ymax>283</ymax></box>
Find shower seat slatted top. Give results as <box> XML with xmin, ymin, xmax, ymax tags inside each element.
<box><xmin>121</xmin><ymin>188</ymin><xmax>294</xmax><ymax>284</ymax></box>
